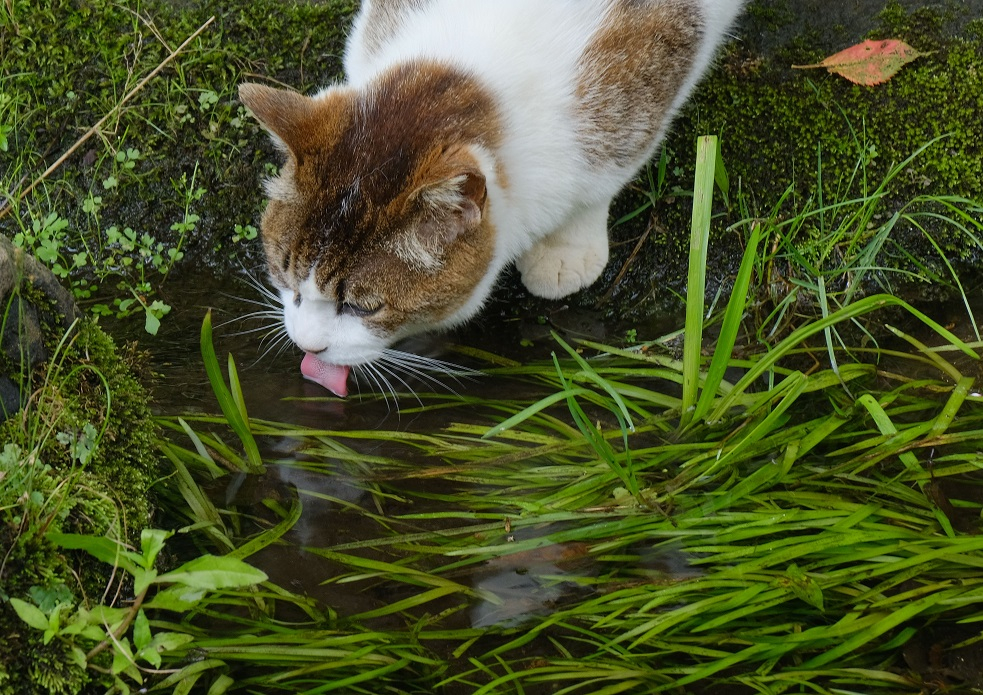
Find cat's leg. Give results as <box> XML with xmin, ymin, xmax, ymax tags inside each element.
<box><xmin>516</xmin><ymin>202</ymin><xmax>610</xmax><ymax>299</ymax></box>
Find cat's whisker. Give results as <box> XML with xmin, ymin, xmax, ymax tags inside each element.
<box><xmin>356</xmin><ymin>362</ymin><xmax>395</xmax><ymax>412</ymax></box>
<box><xmin>383</xmin><ymin>349</ymin><xmax>481</xmax><ymax>377</ymax></box>
<box><xmin>236</xmin><ymin>268</ymin><xmax>283</xmax><ymax>299</ymax></box>
<box><xmin>245</xmin><ymin>331</ymin><xmax>295</xmax><ymax>369</ymax></box>
<box><xmin>227</xmin><ymin>323</ymin><xmax>284</xmax><ymax>339</ymax></box>
<box><xmin>274</xmin><ymin>332</ymin><xmax>294</xmax><ymax>357</ymax></box>
<box><xmin>222</xmin><ymin>291</ymin><xmax>281</xmax><ymax>315</ymax></box>
<box><xmin>233</xmin><ymin>307</ymin><xmax>282</xmax><ymax>319</ymax></box>
<box><xmin>254</xmin><ymin>329</ymin><xmax>294</xmax><ymax>363</ymax></box>
<box><xmin>219</xmin><ymin>312</ymin><xmax>283</xmax><ymax>334</ymax></box>
<box><xmin>373</xmin><ymin>360</ymin><xmax>423</xmax><ymax>407</ymax></box>
<box><xmin>222</xmin><ymin>269</ymin><xmax>286</xmax><ymax>340</ymax></box>
<box><xmin>257</xmin><ymin>334</ymin><xmax>290</xmax><ymax>356</ymax></box>
<box><xmin>269</xmin><ymin>335</ymin><xmax>296</xmax><ymax>360</ymax></box>
<box><xmin>378</xmin><ymin>349</ymin><xmax>480</xmax><ymax>397</ymax></box>
<box><xmin>225</xmin><ymin>295</ymin><xmax>281</xmax><ymax>312</ymax></box>
<box><xmin>378</xmin><ymin>356</ymin><xmax>457</xmax><ymax>397</ymax></box>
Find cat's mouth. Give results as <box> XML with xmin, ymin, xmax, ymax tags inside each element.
<box><xmin>300</xmin><ymin>352</ymin><xmax>351</xmax><ymax>398</ymax></box>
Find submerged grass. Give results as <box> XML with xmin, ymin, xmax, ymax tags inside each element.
<box><xmin>140</xmin><ymin>137</ymin><xmax>983</xmax><ymax>693</ymax></box>
<box><xmin>155</xmin><ymin>300</ymin><xmax>983</xmax><ymax>693</ymax></box>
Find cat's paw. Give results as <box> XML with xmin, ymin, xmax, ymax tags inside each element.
<box><xmin>516</xmin><ymin>239</ymin><xmax>608</xmax><ymax>299</ymax></box>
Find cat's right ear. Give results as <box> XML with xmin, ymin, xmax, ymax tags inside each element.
<box><xmin>238</xmin><ymin>83</ymin><xmax>314</xmax><ymax>158</ymax></box>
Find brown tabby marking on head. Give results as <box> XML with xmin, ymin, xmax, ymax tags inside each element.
<box><xmin>576</xmin><ymin>0</ymin><xmax>702</xmax><ymax>167</ymax></box>
<box><xmin>239</xmin><ymin>61</ymin><xmax>502</xmax><ymax>330</ymax></box>
<box><xmin>357</xmin><ymin>0</ymin><xmax>435</xmax><ymax>59</ymax></box>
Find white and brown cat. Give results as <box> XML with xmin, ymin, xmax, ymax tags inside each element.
<box><xmin>240</xmin><ymin>0</ymin><xmax>744</xmax><ymax>396</ymax></box>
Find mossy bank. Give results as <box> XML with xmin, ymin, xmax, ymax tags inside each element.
<box><xmin>594</xmin><ymin>0</ymin><xmax>983</xmax><ymax>320</ymax></box>
<box><xmin>0</xmin><ymin>238</ymin><xmax>161</xmax><ymax>694</ymax></box>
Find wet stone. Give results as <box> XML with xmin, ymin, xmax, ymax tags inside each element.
<box><xmin>0</xmin><ymin>235</ymin><xmax>80</xmax><ymax>422</ymax></box>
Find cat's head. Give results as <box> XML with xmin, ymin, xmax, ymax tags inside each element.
<box><xmin>239</xmin><ymin>70</ymin><xmax>501</xmax><ymax>393</ymax></box>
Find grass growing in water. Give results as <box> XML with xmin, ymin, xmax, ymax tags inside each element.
<box><xmin>8</xmin><ymin>137</ymin><xmax>983</xmax><ymax>693</ymax></box>
<box><xmin>141</xmin><ymin>138</ymin><xmax>983</xmax><ymax>693</ymax></box>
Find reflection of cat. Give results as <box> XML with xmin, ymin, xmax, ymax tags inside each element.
<box><xmin>240</xmin><ymin>0</ymin><xmax>744</xmax><ymax>396</ymax></box>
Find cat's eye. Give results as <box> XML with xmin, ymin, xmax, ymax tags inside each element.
<box><xmin>340</xmin><ymin>298</ymin><xmax>384</xmax><ymax>318</ymax></box>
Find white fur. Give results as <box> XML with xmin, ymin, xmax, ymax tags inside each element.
<box><xmin>283</xmin><ymin>276</ymin><xmax>387</xmax><ymax>364</ymax></box>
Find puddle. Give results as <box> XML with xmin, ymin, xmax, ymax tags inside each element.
<box><xmin>134</xmin><ymin>267</ymin><xmax>983</xmax><ymax>638</ymax></box>
<box><xmin>127</xmin><ymin>273</ymin><xmax>683</xmax><ymax>629</ymax></box>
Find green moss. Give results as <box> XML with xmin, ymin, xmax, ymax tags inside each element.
<box><xmin>1</xmin><ymin>307</ymin><xmax>161</xmax><ymax>692</ymax></box>
<box><xmin>591</xmin><ymin>1</ymin><xmax>983</xmax><ymax>320</ymax></box>
<box><xmin>0</xmin><ymin>322</ymin><xmax>161</xmax><ymax>526</ymax></box>
<box><xmin>1</xmin><ymin>0</ymin><xmax>356</xmax><ymax>310</ymax></box>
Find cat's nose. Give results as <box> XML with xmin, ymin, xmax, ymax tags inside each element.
<box><xmin>295</xmin><ymin>341</ymin><xmax>328</xmax><ymax>354</ymax></box>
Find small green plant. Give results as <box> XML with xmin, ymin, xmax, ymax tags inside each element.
<box><xmin>232</xmin><ymin>222</ymin><xmax>257</xmax><ymax>243</ymax></box>
<box><xmin>9</xmin><ymin>161</ymin><xmax>205</xmax><ymax>334</ymax></box>
<box><xmin>55</xmin><ymin>422</ymin><xmax>99</xmax><ymax>466</ymax></box>
<box><xmin>101</xmin><ymin>147</ymin><xmax>143</xmax><ymax>190</ymax></box>
<box><xmin>9</xmin><ymin>529</ymin><xmax>267</xmax><ymax>693</ymax></box>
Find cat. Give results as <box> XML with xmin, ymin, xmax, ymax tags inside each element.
<box><xmin>240</xmin><ymin>0</ymin><xmax>745</xmax><ymax>397</ymax></box>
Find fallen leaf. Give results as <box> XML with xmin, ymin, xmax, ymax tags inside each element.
<box><xmin>793</xmin><ymin>39</ymin><xmax>931</xmax><ymax>86</ymax></box>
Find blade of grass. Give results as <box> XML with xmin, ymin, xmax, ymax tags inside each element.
<box><xmin>199</xmin><ymin>310</ymin><xmax>263</xmax><ymax>472</ymax></box>
<box><xmin>691</xmin><ymin>220</ymin><xmax>763</xmax><ymax>425</ymax></box>
<box><xmin>708</xmin><ymin>294</ymin><xmax>979</xmax><ymax>423</ymax></box>
<box><xmin>680</xmin><ymin>135</ymin><xmax>717</xmax><ymax>427</ymax></box>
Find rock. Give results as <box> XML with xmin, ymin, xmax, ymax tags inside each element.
<box><xmin>0</xmin><ymin>234</ymin><xmax>81</xmax><ymax>422</ymax></box>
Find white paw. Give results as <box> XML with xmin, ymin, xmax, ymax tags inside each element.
<box><xmin>516</xmin><ymin>240</ymin><xmax>608</xmax><ymax>299</ymax></box>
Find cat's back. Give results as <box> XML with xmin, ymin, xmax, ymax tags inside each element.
<box><xmin>344</xmin><ymin>0</ymin><xmax>608</xmax><ymax>89</ymax></box>
<box><xmin>337</xmin><ymin>0</ymin><xmax>744</xmax><ymax>237</ymax></box>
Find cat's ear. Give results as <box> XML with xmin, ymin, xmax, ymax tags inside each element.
<box><xmin>238</xmin><ymin>83</ymin><xmax>314</xmax><ymax>157</ymax></box>
<box><xmin>410</xmin><ymin>144</ymin><xmax>488</xmax><ymax>230</ymax></box>
<box><xmin>413</xmin><ymin>168</ymin><xmax>487</xmax><ymax>231</ymax></box>
<box><xmin>396</xmin><ymin>151</ymin><xmax>488</xmax><ymax>272</ymax></box>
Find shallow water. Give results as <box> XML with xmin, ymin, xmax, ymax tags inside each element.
<box><xmin>138</xmin><ymin>262</ymin><xmax>983</xmax><ymax>648</ymax></box>
<box><xmin>132</xmin><ymin>276</ymin><xmax>683</xmax><ymax>624</ymax></box>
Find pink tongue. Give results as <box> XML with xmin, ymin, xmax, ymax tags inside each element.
<box><xmin>300</xmin><ymin>352</ymin><xmax>351</xmax><ymax>397</ymax></box>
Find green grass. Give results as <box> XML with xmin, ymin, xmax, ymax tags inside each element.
<box><xmin>144</xmin><ymin>292</ymin><xmax>983</xmax><ymax>693</ymax></box>
<box><xmin>87</xmin><ymin>136</ymin><xmax>980</xmax><ymax>694</ymax></box>
<box><xmin>5</xmin><ymin>151</ymin><xmax>982</xmax><ymax>690</ymax></box>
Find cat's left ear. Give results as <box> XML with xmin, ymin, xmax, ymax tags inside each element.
<box><xmin>238</xmin><ymin>82</ymin><xmax>314</xmax><ymax>157</ymax></box>
<box><xmin>395</xmin><ymin>147</ymin><xmax>488</xmax><ymax>271</ymax></box>
<box><xmin>414</xmin><ymin>167</ymin><xmax>487</xmax><ymax>231</ymax></box>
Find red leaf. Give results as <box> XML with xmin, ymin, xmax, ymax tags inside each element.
<box><xmin>793</xmin><ymin>39</ymin><xmax>930</xmax><ymax>86</ymax></box>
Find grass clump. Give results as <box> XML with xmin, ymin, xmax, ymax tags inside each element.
<box><xmin>146</xmin><ymin>277</ymin><xmax>983</xmax><ymax>693</ymax></box>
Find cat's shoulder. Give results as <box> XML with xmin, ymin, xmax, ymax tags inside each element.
<box><xmin>347</xmin><ymin>0</ymin><xmax>431</xmax><ymax>65</ymax></box>
<box><xmin>344</xmin><ymin>1</ymin><xmax>612</xmax><ymax>78</ymax></box>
